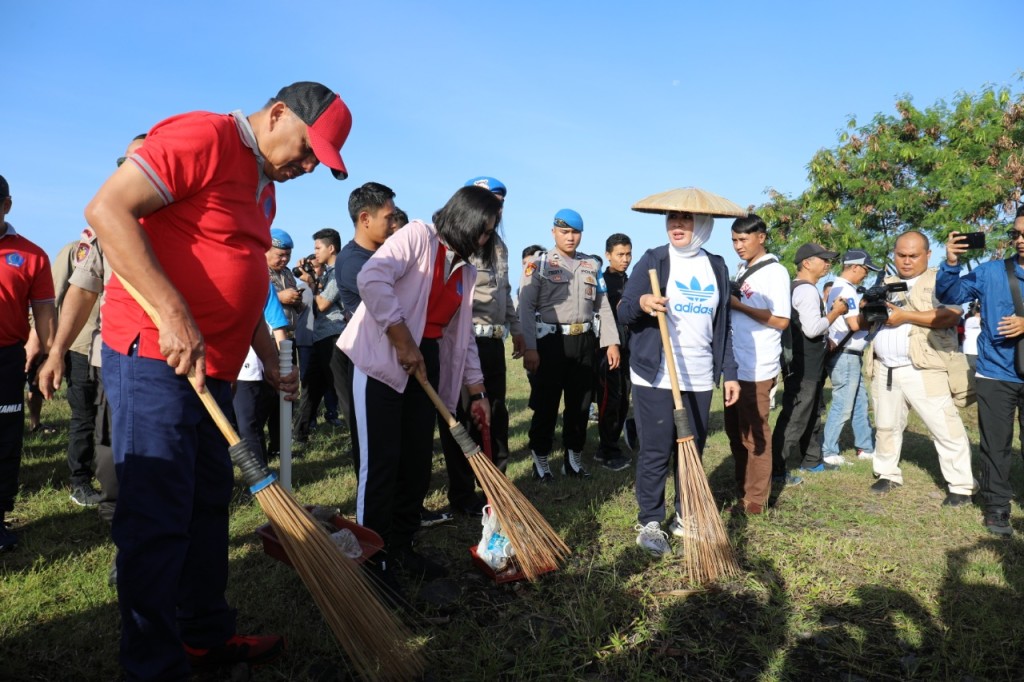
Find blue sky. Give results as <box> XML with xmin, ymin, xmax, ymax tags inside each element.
<box><xmin>4</xmin><ymin>1</ymin><xmax>1021</xmax><ymax>291</ymax></box>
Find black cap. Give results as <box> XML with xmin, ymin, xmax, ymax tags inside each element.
<box><xmin>794</xmin><ymin>243</ymin><xmax>839</xmax><ymax>265</ymax></box>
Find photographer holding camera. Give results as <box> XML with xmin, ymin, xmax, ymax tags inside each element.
<box><xmin>863</xmin><ymin>231</ymin><xmax>974</xmax><ymax>507</ymax></box>
<box><xmin>938</xmin><ymin>206</ymin><xmax>1024</xmax><ymax>536</ymax></box>
<box><xmin>821</xmin><ymin>250</ymin><xmax>880</xmax><ymax>466</ymax></box>
<box><xmin>294</xmin><ymin>228</ymin><xmax>345</xmax><ymax>445</ymax></box>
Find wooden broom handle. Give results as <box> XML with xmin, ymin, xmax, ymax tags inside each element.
<box><xmin>648</xmin><ymin>269</ymin><xmax>684</xmax><ymax>411</ymax></box>
<box><xmin>414</xmin><ymin>371</ymin><xmax>459</xmax><ymax>429</ymax></box>
<box><xmin>117</xmin><ymin>276</ymin><xmax>241</xmax><ymax>446</ymax></box>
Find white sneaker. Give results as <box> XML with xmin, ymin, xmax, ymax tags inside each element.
<box><xmin>635</xmin><ymin>522</ymin><xmax>671</xmax><ymax>557</ymax></box>
<box><xmin>668</xmin><ymin>515</ymin><xmax>698</xmax><ymax>539</ymax></box>
<box><xmin>856</xmin><ymin>449</ymin><xmax>875</xmax><ymax>460</ymax></box>
<box><xmin>531</xmin><ymin>450</ymin><xmax>554</xmax><ymax>482</ymax></box>
<box><xmin>563</xmin><ymin>449</ymin><xmax>591</xmax><ymax>478</ymax></box>
<box><xmin>823</xmin><ymin>454</ymin><xmax>848</xmax><ymax>466</ymax></box>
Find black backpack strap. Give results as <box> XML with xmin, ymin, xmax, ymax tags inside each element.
<box><xmin>735</xmin><ymin>258</ymin><xmax>775</xmax><ymax>290</ymax></box>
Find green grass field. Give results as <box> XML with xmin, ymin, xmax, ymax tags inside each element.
<box><xmin>3</xmin><ymin>354</ymin><xmax>1024</xmax><ymax>681</ymax></box>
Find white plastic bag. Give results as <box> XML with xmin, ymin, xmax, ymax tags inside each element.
<box><xmin>476</xmin><ymin>504</ymin><xmax>515</xmax><ymax>571</ymax></box>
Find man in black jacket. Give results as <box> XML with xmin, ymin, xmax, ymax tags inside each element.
<box><xmin>594</xmin><ymin>233</ymin><xmax>633</xmax><ymax>471</ymax></box>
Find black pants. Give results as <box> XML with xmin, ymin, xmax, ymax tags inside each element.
<box><xmin>771</xmin><ymin>372</ymin><xmax>826</xmax><ymax>475</ymax></box>
<box><xmin>632</xmin><ymin>384</ymin><xmax>713</xmax><ymax>524</ymax></box>
<box><xmin>0</xmin><ymin>345</ymin><xmax>26</xmax><ymax>515</ymax></box>
<box><xmin>352</xmin><ymin>338</ymin><xmax>439</xmax><ymax>550</ymax></box>
<box><xmin>94</xmin><ymin>371</ymin><xmax>117</xmax><ymax>524</ymax></box>
<box><xmin>295</xmin><ymin>335</ymin><xmax>340</xmax><ymax>441</ymax></box>
<box><xmin>439</xmin><ymin>337</ymin><xmax>509</xmax><ymax>507</ymax></box>
<box><xmin>232</xmin><ymin>380</ymin><xmax>276</xmax><ymax>464</ymax></box>
<box><xmin>65</xmin><ymin>350</ymin><xmax>98</xmax><ymax>487</ymax></box>
<box><xmin>976</xmin><ymin>378</ymin><xmax>1024</xmax><ymax>512</ymax></box>
<box><xmin>528</xmin><ymin>332</ymin><xmax>596</xmax><ymax>456</ymax></box>
<box><xmin>596</xmin><ymin>346</ymin><xmax>631</xmax><ymax>457</ymax></box>
<box><xmin>330</xmin><ymin>346</ymin><xmax>355</xmax><ymax>469</ymax></box>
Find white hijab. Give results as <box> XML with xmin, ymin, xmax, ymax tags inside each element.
<box><xmin>670</xmin><ymin>213</ymin><xmax>714</xmax><ymax>257</ymax></box>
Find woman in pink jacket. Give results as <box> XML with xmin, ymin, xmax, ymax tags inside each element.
<box><xmin>338</xmin><ymin>185</ymin><xmax>499</xmax><ymax>591</ymax></box>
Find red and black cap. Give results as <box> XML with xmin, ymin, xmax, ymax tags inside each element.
<box><xmin>275</xmin><ymin>81</ymin><xmax>353</xmax><ymax>180</ymax></box>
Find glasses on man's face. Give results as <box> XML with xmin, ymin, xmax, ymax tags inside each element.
<box><xmin>1006</xmin><ymin>229</ymin><xmax>1024</xmax><ymax>242</ymax></box>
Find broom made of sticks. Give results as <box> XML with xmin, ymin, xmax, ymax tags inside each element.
<box><xmin>119</xmin><ymin>278</ymin><xmax>425</xmax><ymax>681</ymax></box>
<box><xmin>415</xmin><ymin>373</ymin><xmax>570</xmax><ymax>581</ymax></box>
<box><xmin>647</xmin><ymin>269</ymin><xmax>740</xmax><ymax>584</ymax></box>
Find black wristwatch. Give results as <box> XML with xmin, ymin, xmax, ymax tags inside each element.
<box><xmin>469</xmin><ymin>392</ymin><xmax>488</xmax><ymax>402</ymax></box>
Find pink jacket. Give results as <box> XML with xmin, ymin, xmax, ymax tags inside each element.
<box><xmin>337</xmin><ymin>220</ymin><xmax>483</xmax><ymax>411</ymax></box>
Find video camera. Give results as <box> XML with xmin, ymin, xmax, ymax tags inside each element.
<box><xmin>856</xmin><ymin>281</ymin><xmax>909</xmax><ymax>324</ymax></box>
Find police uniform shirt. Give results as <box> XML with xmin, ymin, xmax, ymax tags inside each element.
<box><xmin>518</xmin><ymin>246</ymin><xmax>620</xmax><ymax>350</ymax></box>
<box><xmin>470</xmin><ymin>234</ymin><xmax>522</xmax><ymax>336</ymax></box>
<box><xmin>67</xmin><ymin>228</ymin><xmax>110</xmax><ymax>368</ymax></box>
<box><xmin>52</xmin><ymin>236</ymin><xmax>101</xmax><ymax>357</ymax></box>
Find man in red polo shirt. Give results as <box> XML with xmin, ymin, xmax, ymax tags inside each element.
<box><xmin>84</xmin><ymin>82</ymin><xmax>352</xmax><ymax>681</ymax></box>
<box><xmin>0</xmin><ymin>174</ymin><xmax>56</xmax><ymax>553</ymax></box>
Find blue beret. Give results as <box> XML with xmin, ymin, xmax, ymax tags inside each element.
<box><xmin>270</xmin><ymin>228</ymin><xmax>294</xmax><ymax>250</ymax></box>
<box><xmin>553</xmin><ymin>208</ymin><xmax>584</xmax><ymax>232</ymax></box>
<box><xmin>464</xmin><ymin>176</ymin><xmax>507</xmax><ymax>197</ymax></box>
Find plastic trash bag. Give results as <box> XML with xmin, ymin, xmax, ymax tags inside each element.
<box><xmin>476</xmin><ymin>504</ymin><xmax>515</xmax><ymax>571</ymax></box>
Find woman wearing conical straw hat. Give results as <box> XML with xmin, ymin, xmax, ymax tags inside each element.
<box><xmin>618</xmin><ymin>195</ymin><xmax>741</xmax><ymax>558</ymax></box>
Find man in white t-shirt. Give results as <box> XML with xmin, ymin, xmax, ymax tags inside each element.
<box><xmin>822</xmin><ymin>249</ymin><xmax>880</xmax><ymax>465</ymax></box>
<box><xmin>727</xmin><ymin>214</ymin><xmax>791</xmax><ymax>514</ymax></box>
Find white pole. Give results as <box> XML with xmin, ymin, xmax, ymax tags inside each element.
<box><xmin>278</xmin><ymin>339</ymin><xmax>293</xmax><ymax>491</ymax></box>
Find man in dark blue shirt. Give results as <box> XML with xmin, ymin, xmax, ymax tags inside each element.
<box><xmin>331</xmin><ymin>182</ymin><xmax>397</xmax><ymax>472</ymax></box>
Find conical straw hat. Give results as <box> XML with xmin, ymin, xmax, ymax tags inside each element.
<box><xmin>631</xmin><ymin>187</ymin><xmax>748</xmax><ymax>218</ymax></box>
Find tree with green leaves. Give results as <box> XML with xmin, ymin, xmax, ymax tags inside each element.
<box><xmin>757</xmin><ymin>78</ymin><xmax>1024</xmax><ymax>274</ymax></box>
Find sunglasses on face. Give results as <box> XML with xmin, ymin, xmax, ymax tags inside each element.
<box><xmin>1007</xmin><ymin>229</ymin><xmax>1024</xmax><ymax>241</ymax></box>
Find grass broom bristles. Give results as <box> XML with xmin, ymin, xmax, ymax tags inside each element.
<box><xmin>675</xmin><ymin>439</ymin><xmax>740</xmax><ymax>584</ymax></box>
<box><xmin>647</xmin><ymin>269</ymin><xmax>740</xmax><ymax>585</ymax></box>
<box><xmin>258</xmin><ymin>482</ymin><xmax>426</xmax><ymax>681</ymax></box>
<box><xmin>467</xmin><ymin>451</ymin><xmax>571</xmax><ymax>581</ymax></box>
<box><xmin>417</xmin><ymin>375</ymin><xmax>570</xmax><ymax>581</ymax></box>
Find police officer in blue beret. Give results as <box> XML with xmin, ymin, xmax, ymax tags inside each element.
<box><xmin>519</xmin><ymin>209</ymin><xmax>621</xmax><ymax>481</ymax></box>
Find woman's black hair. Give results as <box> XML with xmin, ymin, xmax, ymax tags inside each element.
<box><xmin>434</xmin><ymin>185</ymin><xmax>502</xmax><ymax>267</ymax></box>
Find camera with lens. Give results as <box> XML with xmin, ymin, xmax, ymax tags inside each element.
<box><xmin>292</xmin><ymin>255</ymin><xmax>316</xmax><ymax>279</ymax></box>
<box><xmin>729</xmin><ymin>280</ymin><xmax>742</xmax><ymax>298</ymax></box>
<box><xmin>856</xmin><ymin>281</ymin><xmax>909</xmax><ymax>324</ymax></box>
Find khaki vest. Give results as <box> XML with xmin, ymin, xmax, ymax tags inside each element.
<box><xmin>863</xmin><ymin>268</ymin><xmax>974</xmax><ymax>407</ymax></box>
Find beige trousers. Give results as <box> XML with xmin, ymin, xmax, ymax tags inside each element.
<box><xmin>870</xmin><ymin>361</ymin><xmax>974</xmax><ymax>495</ymax></box>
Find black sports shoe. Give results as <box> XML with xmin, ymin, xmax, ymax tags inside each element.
<box><xmin>360</xmin><ymin>554</ymin><xmax>408</xmax><ymax>610</ymax></box>
<box><xmin>602</xmin><ymin>456</ymin><xmax>631</xmax><ymax>472</ymax></box>
<box><xmin>870</xmin><ymin>478</ymin><xmax>901</xmax><ymax>494</ymax></box>
<box><xmin>391</xmin><ymin>546</ymin><xmax>448</xmax><ymax>580</ymax></box>
<box><xmin>184</xmin><ymin>634</ymin><xmax>286</xmax><ymax>667</ymax></box>
<box><xmin>942</xmin><ymin>493</ymin><xmax>972</xmax><ymax>508</ymax></box>
<box><xmin>983</xmin><ymin>510</ymin><xmax>1013</xmax><ymax>536</ymax></box>
<box><xmin>419</xmin><ymin>509</ymin><xmax>454</xmax><ymax>528</ymax></box>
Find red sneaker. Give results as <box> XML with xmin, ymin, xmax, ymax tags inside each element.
<box><xmin>184</xmin><ymin>634</ymin><xmax>286</xmax><ymax>667</ymax></box>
